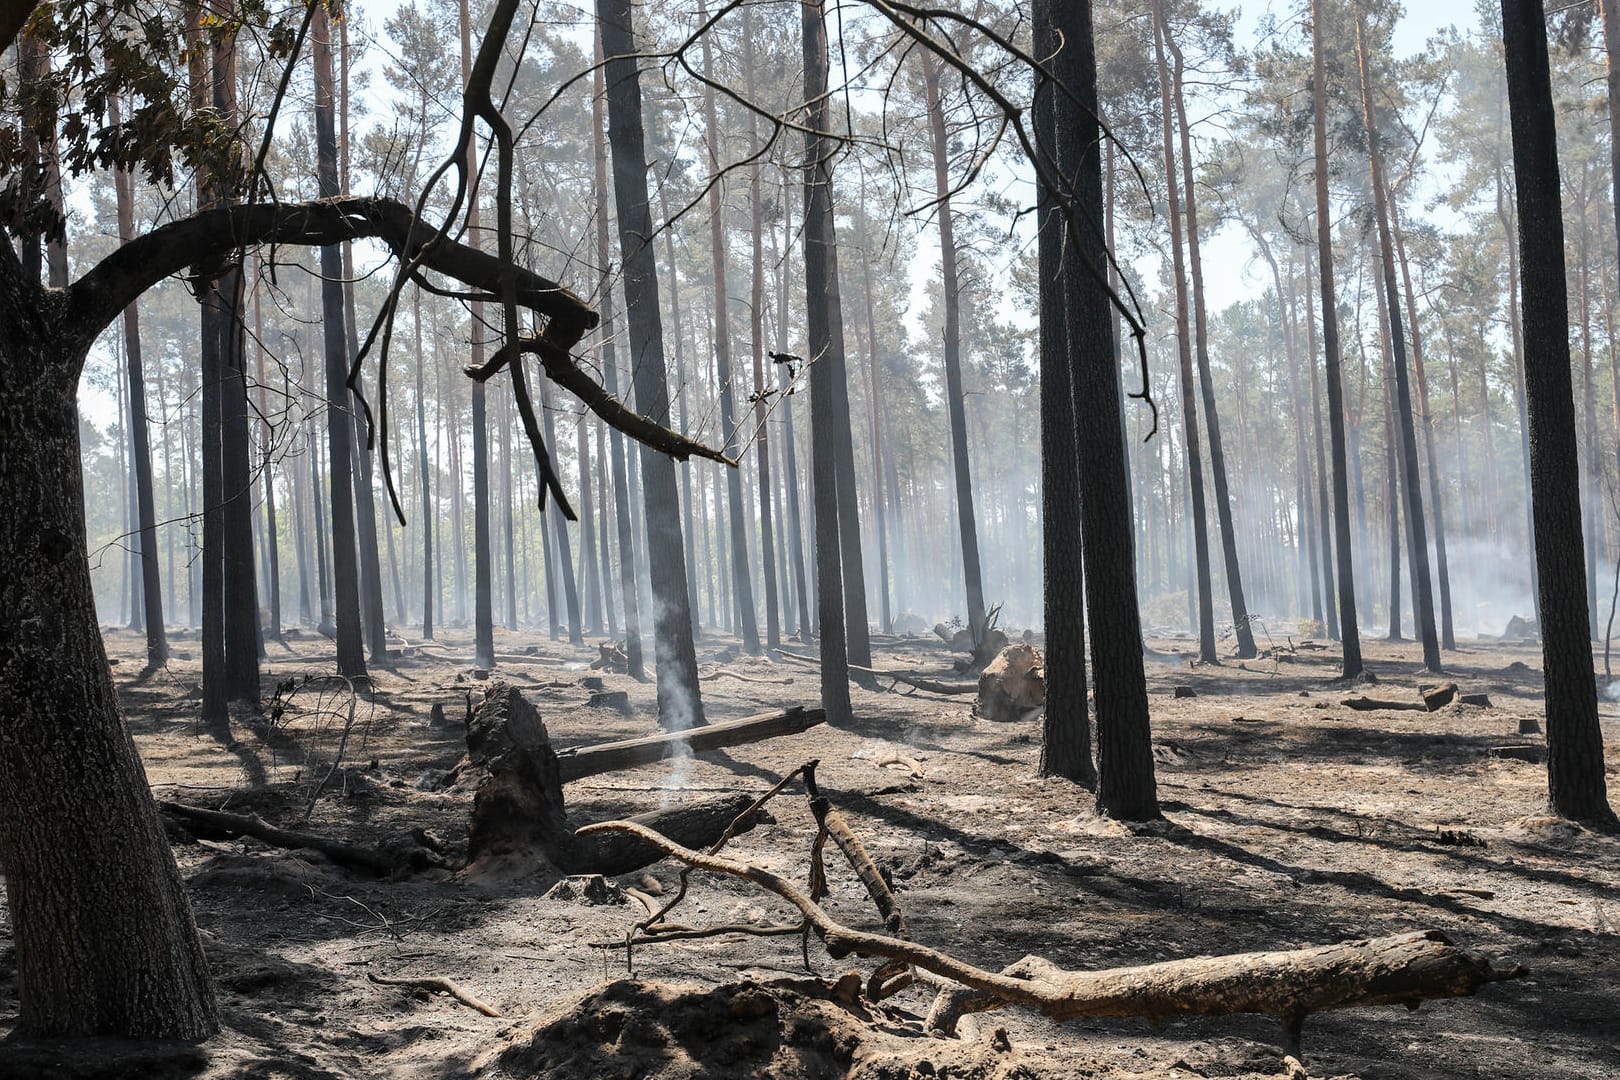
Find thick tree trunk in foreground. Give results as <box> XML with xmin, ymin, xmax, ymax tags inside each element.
<box><xmin>1500</xmin><ymin>0</ymin><xmax>1618</xmax><ymax>827</ymax></box>
<box><xmin>0</xmin><ymin>311</ymin><xmax>218</xmax><ymax>1039</ymax></box>
<box><xmin>1311</xmin><ymin>0</ymin><xmax>1364</xmax><ymax>676</ymax></box>
<box><xmin>1054</xmin><ymin>0</ymin><xmax>1157</xmax><ymax>818</ymax></box>
<box><xmin>1033</xmin><ymin>0</ymin><xmax>1094</xmax><ymax>788</ymax></box>
<box><xmin>803</xmin><ymin>0</ymin><xmax>854</xmax><ymax>727</ymax></box>
<box><xmin>599</xmin><ymin>0</ymin><xmax>706</xmax><ymax>728</ymax></box>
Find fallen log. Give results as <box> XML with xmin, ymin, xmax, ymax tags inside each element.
<box><xmin>367</xmin><ymin>973</ymin><xmax>502</xmax><ymax>1017</ymax></box>
<box><xmin>554</xmin><ymin>705</ymin><xmax>826</xmax><ymax>783</ymax></box>
<box><xmin>775</xmin><ymin>650</ymin><xmax>977</xmax><ymax>696</ymax></box>
<box><xmin>459</xmin><ymin>683</ymin><xmax>769</xmax><ymax>876</ymax></box>
<box><xmin>1339</xmin><ymin>695</ymin><xmax>1429</xmax><ymax>712</ymax></box>
<box><xmin>700</xmin><ymin>668</ymin><xmax>796</xmax><ymax>686</ymax></box>
<box><xmin>577</xmin><ymin>819</ymin><xmax>1521</xmax><ymax>1047</ymax></box>
<box><xmin>1421</xmin><ymin>681</ymin><xmax>1460</xmax><ymax>711</ymax></box>
<box><xmin>159</xmin><ymin>801</ymin><xmax>437</xmax><ymax>877</ymax></box>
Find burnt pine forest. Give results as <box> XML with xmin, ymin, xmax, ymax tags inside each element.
<box><xmin>0</xmin><ymin>0</ymin><xmax>1617</xmax><ymax>1076</ymax></box>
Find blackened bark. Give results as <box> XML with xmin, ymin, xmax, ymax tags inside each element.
<box><xmin>802</xmin><ymin>0</ymin><xmax>854</xmax><ymax>726</ymax></box>
<box><xmin>599</xmin><ymin>0</ymin><xmax>706</xmax><ymax>728</ymax></box>
<box><xmin>110</xmin><ymin>93</ymin><xmax>167</xmax><ymax>671</ymax></box>
<box><xmin>743</xmin><ymin>8</ymin><xmax>782</xmax><ymax>651</ymax></box>
<box><xmin>592</xmin><ymin>40</ymin><xmax>644</xmax><ymax>677</ymax></box>
<box><xmin>0</xmin><ymin>288</ymin><xmax>219</xmax><ymax>1039</ymax></box>
<box><xmin>699</xmin><ymin>8</ymin><xmax>761</xmax><ymax>654</ymax></box>
<box><xmin>921</xmin><ymin>51</ymin><xmax>989</xmax><ymax>646</ymax></box>
<box><xmin>1500</xmin><ymin>0</ymin><xmax>1618</xmax><ymax>827</ymax></box>
<box><xmin>314</xmin><ymin>5</ymin><xmax>365</xmax><ymax>678</ymax></box>
<box><xmin>1166</xmin><ymin>21</ymin><xmax>1256</xmax><ymax>660</ymax></box>
<box><xmin>415</xmin><ymin>291</ymin><xmax>434</xmax><ymax>639</ymax></box>
<box><xmin>1152</xmin><ymin>8</ymin><xmax>1217</xmax><ymax>665</ymax></box>
<box><xmin>1357</xmin><ymin>17</ymin><xmax>1440</xmax><ymax>673</ymax></box>
<box><xmin>1033</xmin><ymin>0</ymin><xmax>1094</xmax><ymax>787</ymax></box>
<box><xmin>1311</xmin><ymin>0</ymin><xmax>1363</xmax><ymax>675</ymax></box>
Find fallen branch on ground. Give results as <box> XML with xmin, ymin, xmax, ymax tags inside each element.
<box><xmin>160</xmin><ymin>801</ymin><xmax>436</xmax><ymax>877</ymax></box>
<box><xmin>775</xmin><ymin>650</ymin><xmax>977</xmax><ymax>695</ymax></box>
<box><xmin>574</xmin><ymin>822</ymin><xmax>1521</xmax><ymax>1047</ymax></box>
<box><xmin>367</xmin><ymin>973</ymin><xmax>502</xmax><ymax>1017</ymax></box>
<box><xmin>699</xmin><ymin>668</ymin><xmax>796</xmax><ymax>686</ymax></box>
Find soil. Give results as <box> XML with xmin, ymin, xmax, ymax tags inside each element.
<box><xmin>1</xmin><ymin>626</ymin><xmax>1616</xmax><ymax>1080</ymax></box>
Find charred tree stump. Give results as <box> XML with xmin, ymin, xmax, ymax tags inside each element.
<box><xmin>457</xmin><ymin>683</ymin><xmax>767</xmax><ymax>876</ymax></box>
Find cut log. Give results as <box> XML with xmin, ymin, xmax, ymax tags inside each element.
<box><xmin>459</xmin><ymin>683</ymin><xmax>773</xmax><ymax>877</ymax></box>
<box><xmin>554</xmin><ymin>706</ymin><xmax>826</xmax><ymax>783</ymax></box>
<box><xmin>1491</xmin><ymin>744</ymin><xmax>1545</xmax><ymax>764</ymax></box>
<box><xmin>1339</xmin><ymin>695</ymin><xmax>1429</xmax><ymax>712</ymax></box>
<box><xmin>591</xmin><ymin>642</ymin><xmax>630</xmax><ymax>673</ymax></box>
<box><xmin>1420</xmin><ymin>681</ymin><xmax>1459</xmax><ymax>711</ymax></box>
<box><xmin>1459</xmin><ymin>693</ymin><xmax>1493</xmax><ymax>708</ymax></box>
<box><xmin>587</xmin><ymin>690</ymin><xmax>632</xmax><ymax>713</ymax></box>
<box><xmin>159</xmin><ymin>801</ymin><xmax>438</xmax><ymax>877</ymax></box>
<box><xmin>974</xmin><ymin>643</ymin><xmax>1045</xmax><ymax>723</ymax></box>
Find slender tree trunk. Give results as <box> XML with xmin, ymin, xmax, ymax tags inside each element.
<box><xmin>1357</xmin><ymin>16</ymin><xmax>1440</xmax><ymax>671</ymax></box>
<box><xmin>540</xmin><ymin>378</ymin><xmax>585</xmax><ymax>645</ymax></box>
<box><xmin>1311</xmin><ymin>0</ymin><xmax>1364</xmax><ymax>675</ymax></box>
<box><xmin>314</xmin><ymin>5</ymin><xmax>364</xmax><ymax>677</ymax></box>
<box><xmin>110</xmin><ymin>90</ymin><xmax>167</xmax><ymax>670</ymax></box>
<box><xmin>413</xmin><ymin>291</ymin><xmax>434</xmax><ymax>638</ymax></box>
<box><xmin>251</xmin><ymin>273</ymin><xmax>281</xmax><ymax>641</ymax></box>
<box><xmin>599</xmin><ymin>0</ymin><xmax>706</xmax><ymax>726</ymax></box>
<box><xmin>1392</xmin><ymin>203</ymin><xmax>1455</xmax><ymax>648</ymax></box>
<box><xmin>1500</xmin><ymin>0</ymin><xmax>1617</xmax><ymax>826</ymax></box>
<box><xmin>1165</xmin><ymin>17</ymin><xmax>1256</xmax><ymax>658</ymax></box>
<box><xmin>699</xmin><ymin>8</ymin><xmax>760</xmax><ymax>653</ymax></box>
<box><xmin>802</xmin><ymin>0</ymin><xmax>854</xmax><ymax>726</ymax></box>
<box><xmin>776</xmin><ymin>179</ymin><xmax>813</xmax><ymax>638</ymax></box>
<box><xmin>855</xmin><ymin>180</ymin><xmax>892</xmax><ymax>635</ymax></box>
<box><xmin>1152</xmin><ymin>8</ymin><xmax>1217</xmax><ymax>664</ymax></box>
<box><xmin>920</xmin><ymin>50</ymin><xmax>989</xmax><ymax>645</ymax></box>
<box><xmin>592</xmin><ymin>40</ymin><xmax>644</xmax><ymax>676</ymax></box>
<box><xmin>743</xmin><ymin>8</ymin><xmax>781</xmax><ymax>651</ymax></box>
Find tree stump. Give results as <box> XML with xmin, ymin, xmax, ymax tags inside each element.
<box><xmin>457</xmin><ymin>683</ymin><xmax>763</xmax><ymax>877</ymax></box>
<box><xmin>974</xmin><ymin>644</ymin><xmax>1045</xmax><ymax>723</ymax></box>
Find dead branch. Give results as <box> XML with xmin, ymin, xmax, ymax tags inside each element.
<box><xmin>366</xmin><ymin>973</ymin><xmax>502</xmax><ymax>1017</ymax></box>
<box><xmin>574</xmin><ymin>820</ymin><xmax>1521</xmax><ymax>1040</ymax></box>
<box><xmin>160</xmin><ymin>801</ymin><xmax>432</xmax><ymax>877</ymax></box>
<box><xmin>699</xmin><ymin>668</ymin><xmax>796</xmax><ymax>686</ymax></box>
<box><xmin>775</xmin><ymin>650</ymin><xmax>976</xmax><ymax>695</ymax></box>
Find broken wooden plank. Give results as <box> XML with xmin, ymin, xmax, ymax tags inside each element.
<box><xmin>554</xmin><ymin>706</ymin><xmax>826</xmax><ymax>783</ymax></box>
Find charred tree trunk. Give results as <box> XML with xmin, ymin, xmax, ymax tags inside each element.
<box><xmin>1357</xmin><ymin>16</ymin><xmax>1440</xmax><ymax>673</ymax></box>
<box><xmin>314</xmin><ymin>5</ymin><xmax>365</xmax><ymax>678</ymax></box>
<box><xmin>599</xmin><ymin>0</ymin><xmax>706</xmax><ymax>728</ymax></box>
<box><xmin>699</xmin><ymin>9</ymin><xmax>761</xmax><ymax>655</ymax></box>
<box><xmin>1500</xmin><ymin>0</ymin><xmax>1618</xmax><ymax>827</ymax></box>
<box><xmin>921</xmin><ymin>51</ymin><xmax>989</xmax><ymax>646</ymax></box>
<box><xmin>802</xmin><ymin>0</ymin><xmax>854</xmax><ymax>727</ymax></box>
<box><xmin>1033</xmin><ymin>0</ymin><xmax>1094</xmax><ymax>788</ymax></box>
<box><xmin>415</xmin><ymin>291</ymin><xmax>435</xmax><ymax>639</ymax></box>
<box><xmin>592</xmin><ymin>40</ymin><xmax>645</xmax><ymax>678</ymax></box>
<box><xmin>0</xmin><ymin>289</ymin><xmax>219</xmax><ymax>1041</ymax></box>
<box><xmin>1311</xmin><ymin>0</ymin><xmax>1363</xmax><ymax>675</ymax></box>
<box><xmin>743</xmin><ymin>8</ymin><xmax>782</xmax><ymax>651</ymax></box>
<box><xmin>1152</xmin><ymin>8</ymin><xmax>1217</xmax><ymax>665</ymax></box>
<box><xmin>1165</xmin><ymin>18</ymin><xmax>1256</xmax><ymax>660</ymax></box>
<box><xmin>110</xmin><ymin>91</ymin><xmax>167</xmax><ymax>672</ymax></box>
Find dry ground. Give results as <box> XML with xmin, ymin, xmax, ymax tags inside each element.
<box><xmin>1</xmin><ymin>625</ymin><xmax>1616</xmax><ymax>1079</ymax></box>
